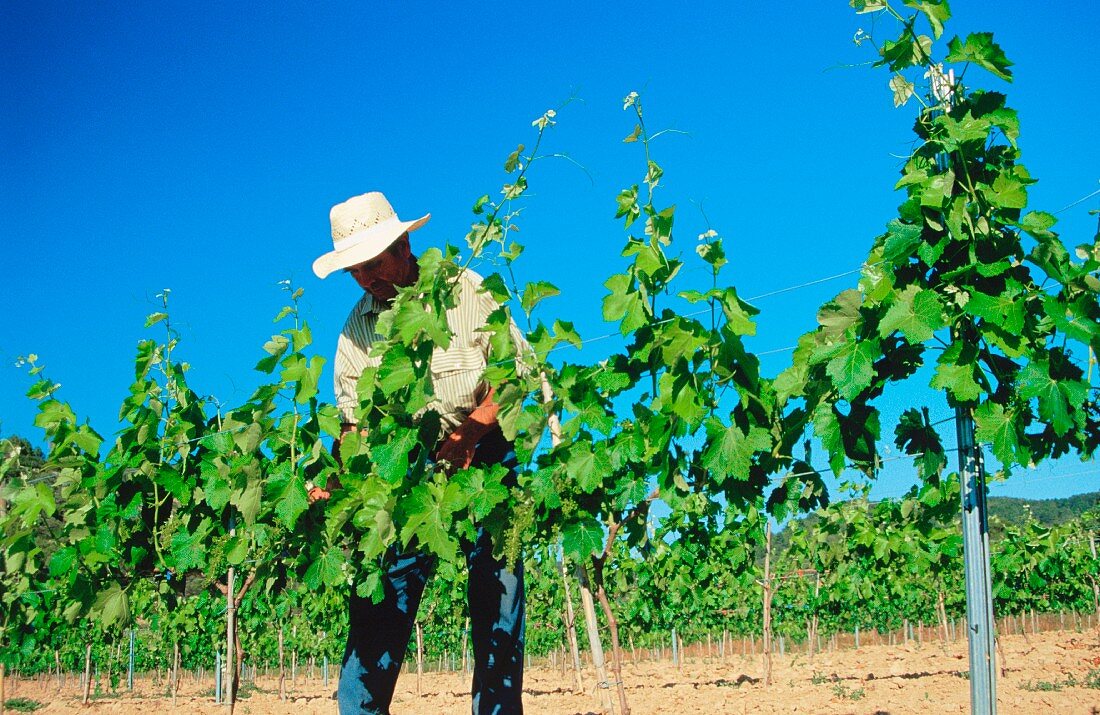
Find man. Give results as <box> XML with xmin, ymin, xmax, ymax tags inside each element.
<box><xmin>311</xmin><ymin>191</ymin><xmax>526</xmax><ymax>715</ymax></box>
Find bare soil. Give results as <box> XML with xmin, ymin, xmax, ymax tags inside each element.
<box><xmin>5</xmin><ymin>629</ymin><xmax>1100</xmax><ymax>714</ymax></box>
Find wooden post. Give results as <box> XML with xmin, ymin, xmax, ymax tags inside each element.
<box><xmin>128</xmin><ymin>628</ymin><xmax>135</xmax><ymax>691</ymax></box>
<box><xmin>1</xmin><ymin>662</ymin><xmax>5</xmax><ymax>715</ymax></box>
<box><xmin>762</xmin><ymin>521</ymin><xmax>773</xmax><ymax>686</ymax></box>
<box><xmin>415</xmin><ymin>622</ymin><xmax>424</xmax><ymax>695</ymax></box>
<box><xmin>172</xmin><ymin>641</ymin><xmax>181</xmax><ymax>706</ymax></box>
<box><xmin>938</xmin><ymin>592</ymin><xmax>949</xmax><ymax>645</ymax></box>
<box><xmin>278</xmin><ymin>627</ymin><xmax>286</xmax><ymax>701</ymax></box>
<box><xmin>55</xmin><ymin>649</ymin><xmax>61</xmax><ymax>692</ymax></box>
<box><xmin>82</xmin><ymin>643</ymin><xmax>93</xmax><ymax>705</ymax></box>
<box><xmin>559</xmin><ymin>553</ymin><xmax>584</xmax><ymax>694</ymax></box>
<box><xmin>216</xmin><ymin>652</ymin><xmax>224</xmax><ymax>704</ymax></box>
<box><xmin>225</xmin><ymin>562</ymin><xmax>236</xmax><ymax>712</ymax></box>
<box><xmin>107</xmin><ymin>643</ymin><xmax>115</xmax><ymax>694</ymax></box>
<box><xmin>1090</xmin><ymin>536</ymin><xmax>1100</xmax><ymax>625</ymax></box>
<box><xmin>461</xmin><ymin>618</ymin><xmax>470</xmax><ymax>674</ymax></box>
<box><xmin>810</xmin><ymin>572</ymin><xmax>820</xmax><ymax>663</ymax></box>
<box><xmin>576</xmin><ymin>563</ymin><xmax>613</xmax><ymax>714</ymax></box>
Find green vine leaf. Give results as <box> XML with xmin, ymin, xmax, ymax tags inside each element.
<box><xmin>903</xmin><ymin>0</ymin><xmax>951</xmax><ymax>39</ymax></box>
<box><xmin>890</xmin><ymin>74</ymin><xmax>916</xmax><ymax>107</ymax></box>
<box><xmin>602</xmin><ymin>273</ymin><xmax>649</xmax><ymax>335</ymax></box>
<box><xmin>92</xmin><ymin>582</ymin><xmax>130</xmax><ymax>627</ymax></box>
<box><xmin>930</xmin><ymin>361</ymin><xmax>983</xmax><ymax>403</ymax></box>
<box><xmin>878</xmin><ymin>285</ymin><xmax>944</xmax><ymax>343</ymax></box>
<box><xmin>398</xmin><ymin>482</ymin><xmax>459</xmax><ymax>562</ymax></box>
<box><xmin>1017</xmin><ymin>360</ymin><xmax>1087</xmax><ymax>437</ymax></box>
<box><xmin>521</xmin><ymin>281</ymin><xmax>561</xmax><ymax>316</ymax></box>
<box><xmin>945</xmin><ymin>32</ymin><xmax>1014</xmax><ymax>82</ymax></box>
<box><xmin>562</xmin><ymin>517</ymin><xmax>604</xmax><ymax>561</ymax></box>
<box><xmin>700</xmin><ymin>418</ymin><xmax>773</xmax><ymax>485</ymax></box>
<box><xmin>304</xmin><ymin>546</ymin><xmax>347</xmax><ymax>590</ymax></box>
<box><xmin>974</xmin><ymin>401</ymin><xmax>1025</xmax><ymax>467</ymax></box>
<box><xmin>825</xmin><ymin>339</ymin><xmax>880</xmax><ymax>401</ymax></box>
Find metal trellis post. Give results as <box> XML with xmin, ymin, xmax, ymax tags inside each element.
<box><xmin>128</xmin><ymin>628</ymin><xmax>135</xmax><ymax>691</ymax></box>
<box><xmin>931</xmin><ymin>63</ymin><xmax>997</xmax><ymax>715</ymax></box>
<box><xmin>956</xmin><ymin>406</ymin><xmax>997</xmax><ymax>715</ymax></box>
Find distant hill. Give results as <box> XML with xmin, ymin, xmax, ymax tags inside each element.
<box><xmin>988</xmin><ymin>491</ymin><xmax>1100</xmax><ymax>527</ymax></box>
<box><xmin>772</xmin><ymin>491</ymin><xmax>1100</xmax><ymax>556</ymax></box>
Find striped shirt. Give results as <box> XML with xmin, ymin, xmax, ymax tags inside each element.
<box><xmin>334</xmin><ymin>269</ymin><xmax>527</xmax><ymax>436</ymax></box>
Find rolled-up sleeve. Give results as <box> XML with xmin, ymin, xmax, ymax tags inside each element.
<box><xmin>334</xmin><ymin>297</ymin><xmax>381</xmax><ymax>426</ymax></box>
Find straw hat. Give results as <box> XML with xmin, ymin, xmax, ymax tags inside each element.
<box><xmin>312</xmin><ymin>192</ymin><xmax>430</xmax><ymax>279</ymax></box>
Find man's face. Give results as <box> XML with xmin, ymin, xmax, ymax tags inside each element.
<box><xmin>345</xmin><ymin>234</ymin><xmax>415</xmax><ymax>301</ymax></box>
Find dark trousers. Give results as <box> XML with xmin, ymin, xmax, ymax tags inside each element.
<box><xmin>338</xmin><ymin>435</ymin><xmax>525</xmax><ymax>715</ymax></box>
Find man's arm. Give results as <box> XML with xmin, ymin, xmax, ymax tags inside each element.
<box><xmin>435</xmin><ymin>387</ymin><xmax>499</xmax><ymax>472</ymax></box>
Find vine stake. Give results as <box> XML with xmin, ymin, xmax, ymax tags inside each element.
<box><xmin>128</xmin><ymin>628</ymin><xmax>135</xmax><ymax>692</ymax></box>
<box><xmin>225</xmin><ymin>559</ymin><xmax>236</xmax><ymax>712</ymax></box>
<box><xmin>172</xmin><ymin>641</ymin><xmax>180</xmax><ymax>706</ymax></box>
<box><xmin>762</xmin><ymin>521</ymin><xmax>773</xmax><ymax>686</ymax></box>
<box><xmin>558</xmin><ymin>549</ymin><xmax>584</xmax><ymax>694</ymax></box>
<box><xmin>81</xmin><ymin>643</ymin><xmax>92</xmax><ymax>706</ymax></box>
<box><xmin>415</xmin><ymin>621</ymin><xmax>423</xmax><ymax>695</ymax></box>
<box><xmin>576</xmin><ymin>564</ymin><xmax>613</xmax><ymax>714</ymax></box>
<box><xmin>278</xmin><ymin>626</ymin><xmax>285</xmax><ymax>701</ymax></box>
<box><xmin>1090</xmin><ymin>534</ymin><xmax>1100</xmax><ymax>621</ymax></box>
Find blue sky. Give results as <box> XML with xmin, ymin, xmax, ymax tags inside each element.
<box><xmin>2</xmin><ymin>2</ymin><xmax>1098</xmax><ymax>502</ymax></box>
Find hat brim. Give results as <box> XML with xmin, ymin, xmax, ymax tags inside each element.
<box><xmin>312</xmin><ymin>213</ymin><xmax>430</xmax><ymax>279</ymax></box>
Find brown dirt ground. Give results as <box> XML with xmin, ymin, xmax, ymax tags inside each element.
<box><xmin>5</xmin><ymin>629</ymin><xmax>1100</xmax><ymax>714</ymax></box>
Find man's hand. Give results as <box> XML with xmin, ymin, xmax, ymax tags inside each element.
<box><xmin>309</xmin><ymin>473</ymin><xmax>343</xmax><ymax>503</ymax></box>
<box><xmin>435</xmin><ymin>426</ymin><xmax>481</xmax><ymax>473</ymax></box>
<box><xmin>434</xmin><ymin>388</ymin><xmax>500</xmax><ymax>473</ymax></box>
<box><xmin>311</xmin><ymin>420</ymin><xmax>367</xmax><ymax>502</ymax></box>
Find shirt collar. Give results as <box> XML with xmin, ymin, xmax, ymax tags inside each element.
<box><xmin>356</xmin><ymin>292</ymin><xmax>394</xmax><ymax>315</ymax></box>
<box><xmin>356</xmin><ymin>292</ymin><xmax>377</xmax><ymax>315</ymax></box>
